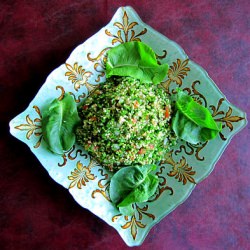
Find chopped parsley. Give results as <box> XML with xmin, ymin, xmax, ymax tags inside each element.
<box><xmin>76</xmin><ymin>76</ymin><xmax>177</xmax><ymax>171</ymax></box>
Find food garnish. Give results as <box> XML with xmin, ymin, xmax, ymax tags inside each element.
<box><xmin>172</xmin><ymin>90</ymin><xmax>222</xmax><ymax>144</ymax></box>
<box><xmin>41</xmin><ymin>93</ymin><xmax>80</xmax><ymax>154</ymax></box>
<box><xmin>106</xmin><ymin>41</ymin><xmax>169</xmax><ymax>84</ymax></box>
<box><xmin>109</xmin><ymin>164</ymin><xmax>159</xmax><ymax>215</ymax></box>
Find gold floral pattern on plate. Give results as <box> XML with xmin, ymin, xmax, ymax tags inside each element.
<box><xmin>161</xmin><ymin>58</ymin><xmax>190</xmax><ymax>93</ymax></box>
<box><xmin>9</xmin><ymin>6</ymin><xmax>247</xmax><ymax>247</ymax></box>
<box><xmin>105</xmin><ymin>10</ymin><xmax>147</xmax><ymax>44</ymax></box>
<box><xmin>91</xmin><ymin>168</ymin><xmax>111</xmax><ymax>201</ymax></box>
<box><xmin>112</xmin><ymin>204</ymin><xmax>155</xmax><ymax>240</ymax></box>
<box><xmin>65</xmin><ymin>62</ymin><xmax>95</xmax><ymax>92</ymax></box>
<box><xmin>14</xmin><ymin>106</ymin><xmax>43</xmax><ymax>148</ymax></box>
<box><xmin>210</xmin><ymin>98</ymin><xmax>245</xmax><ymax>140</ymax></box>
<box><xmin>68</xmin><ymin>159</ymin><xmax>97</xmax><ymax>189</ymax></box>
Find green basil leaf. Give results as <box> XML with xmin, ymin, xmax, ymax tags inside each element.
<box><xmin>105</xmin><ymin>41</ymin><xmax>169</xmax><ymax>84</ymax></box>
<box><xmin>117</xmin><ymin>175</ymin><xmax>159</xmax><ymax>207</ymax></box>
<box><xmin>172</xmin><ymin>90</ymin><xmax>222</xmax><ymax>144</ymax></box>
<box><xmin>42</xmin><ymin>93</ymin><xmax>81</xmax><ymax>154</ymax></box>
<box><xmin>109</xmin><ymin>164</ymin><xmax>159</xmax><ymax>215</ymax></box>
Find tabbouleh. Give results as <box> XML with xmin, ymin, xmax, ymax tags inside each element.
<box><xmin>76</xmin><ymin>76</ymin><xmax>176</xmax><ymax>171</ymax></box>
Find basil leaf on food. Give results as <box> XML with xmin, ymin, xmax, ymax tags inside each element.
<box><xmin>105</xmin><ymin>41</ymin><xmax>169</xmax><ymax>84</ymax></box>
<box><xmin>109</xmin><ymin>164</ymin><xmax>159</xmax><ymax>215</ymax></box>
<box><xmin>172</xmin><ymin>90</ymin><xmax>222</xmax><ymax>144</ymax></box>
<box><xmin>42</xmin><ymin>93</ymin><xmax>81</xmax><ymax>154</ymax></box>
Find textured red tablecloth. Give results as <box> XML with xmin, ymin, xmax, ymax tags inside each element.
<box><xmin>1</xmin><ymin>0</ymin><xmax>249</xmax><ymax>249</ymax></box>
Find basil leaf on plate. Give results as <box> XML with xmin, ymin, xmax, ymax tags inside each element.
<box><xmin>109</xmin><ymin>164</ymin><xmax>159</xmax><ymax>215</ymax></box>
<box><xmin>42</xmin><ymin>93</ymin><xmax>81</xmax><ymax>154</ymax></box>
<box><xmin>117</xmin><ymin>175</ymin><xmax>159</xmax><ymax>206</ymax></box>
<box><xmin>172</xmin><ymin>90</ymin><xmax>222</xmax><ymax>144</ymax></box>
<box><xmin>105</xmin><ymin>41</ymin><xmax>169</xmax><ymax>84</ymax></box>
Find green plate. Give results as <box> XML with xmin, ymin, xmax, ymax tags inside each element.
<box><xmin>9</xmin><ymin>6</ymin><xmax>247</xmax><ymax>246</ymax></box>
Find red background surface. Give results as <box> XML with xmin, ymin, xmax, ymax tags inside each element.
<box><xmin>1</xmin><ymin>0</ymin><xmax>250</xmax><ymax>249</ymax></box>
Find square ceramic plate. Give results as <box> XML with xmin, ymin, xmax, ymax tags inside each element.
<box><xmin>9</xmin><ymin>6</ymin><xmax>247</xmax><ymax>246</ymax></box>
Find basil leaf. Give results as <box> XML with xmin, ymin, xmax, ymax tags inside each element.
<box><xmin>106</xmin><ymin>41</ymin><xmax>169</xmax><ymax>84</ymax></box>
<box><xmin>109</xmin><ymin>164</ymin><xmax>159</xmax><ymax>215</ymax></box>
<box><xmin>172</xmin><ymin>90</ymin><xmax>222</xmax><ymax>144</ymax></box>
<box><xmin>117</xmin><ymin>175</ymin><xmax>159</xmax><ymax>207</ymax></box>
<box><xmin>42</xmin><ymin>93</ymin><xmax>81</xmax><ymax>154</ymax></box>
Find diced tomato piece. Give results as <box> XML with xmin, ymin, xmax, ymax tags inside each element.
<box><xmin>134</xmin><ymin>101</ymin><xmax>139</xmax><ymax>108</ymax></box>
<box><xmin>89</xmin><ymin>116</ymin><xmax>97</xmax><ymax>121</ymax></box>
<box><xmin>86</xmin><ymin>141</ymin><xmax>92</xmax><ymax>149</ymax></box>
<box><xmin>132</xmin><ymin>118</ymin><xmax>137</xmax><ymax>124</ymax></box>
<box><xmin>138</xmin><ymin>148</ymin><xmax>146</xmax><ymax>154</ymax></box>
<box><xmin>165</xmin><ymin>106</ymin><xmax>170</xmax><ymax>119</ymax></box>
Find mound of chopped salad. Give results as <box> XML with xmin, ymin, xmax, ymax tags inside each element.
<box><xmin>75</xmin><ymin>76</ymin><xmax>177</xmax><ymax>171</ymax></box>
